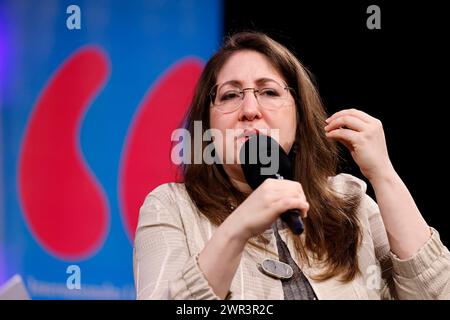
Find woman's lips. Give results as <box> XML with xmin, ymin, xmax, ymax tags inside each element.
<box><xmin>237</xmin><ymin>136</ymin><xmax>251</xmax><ymax>142</ymax></box>
<box><xmin>236</xmin><ymin>128</ymin><xmax>260</xmax><ymax>141</ymax></box>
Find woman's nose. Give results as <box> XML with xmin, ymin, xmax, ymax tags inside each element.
<box><xmin>239</xmin><ymin>90</ymin><xmax>262</xmax><ymax>121</ymax></box>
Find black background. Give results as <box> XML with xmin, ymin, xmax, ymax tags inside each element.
<box><xmin>224</xmin><ymin>1</ymin><xmax>449</xmax><ymax>244</ymax></box>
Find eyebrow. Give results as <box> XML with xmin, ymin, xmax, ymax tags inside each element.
<box><xmin>219</xmin><ymin>77</ymin><xmax>284</xmax><ymax>87</ymax></box>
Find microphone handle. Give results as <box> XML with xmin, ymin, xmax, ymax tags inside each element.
<box><xmin>273</xmin><ymin>173</ymin><xmax>304</xmax><ymax>235</ymax></box>
<box><xmin>281</xmin><ymin>209</ymin><xmax>304</xmax><ymax>235</ymax></box>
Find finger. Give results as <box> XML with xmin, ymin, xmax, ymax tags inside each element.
<box><xmin>271</xmin><ymin>190</ymin><xmax>304</xmax><ymax>210</ymax></box>
<box><xmin>326</xmin><ymin>108</ymin><xmax>374</xmax><ymax>124</ymax></box>
<box><xmin>285</xmin><ymin>180</ymin><xmax>304</xmax><ymax>195</ymax></box>
<box><xmin>274</xmin><ymin>197</ymin><xmax>310</xmax><ymax>218</ymax></box>
<box><xmin>297</xmin><ymin>194</ymin><xmax>308</xmax><ymax>218</ymax></box>
<box><xmin>324</xmin><ymin>115</ymin><xmax>367</xmax><ymax>133</ymax></box>
<box><xmin>260</xmin><ymin>179</ymin><xmax>302</xmax><ymax>205</ymax></box>
<box><xmin>279</xmin><ymin>182</ymin><xmax>308</xmax><ymax>217</ymax></box>
<box><xmin>325</xmin><ymin>128</ymin><xmax>359</xmax><ymax>150</ymax></box>
<box><xmin>268</xmin><ymin>178</ymin><xmax>304</xmax><ymax>196</ymax></box>
<box><xmin>279</xmin><ymin>184</ymin><xmax>308</xmax><ymax>210</ymax></box>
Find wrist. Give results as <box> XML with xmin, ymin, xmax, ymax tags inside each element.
<box><xmin>368</xmin><ymin>168</ymin><xmax>400</xmax><ymax>193</ymax></box>
<box><xmin>221</xmin><ymin>209</ymin><xmax>252</xmax><ymax>245</ymax></box>
<box><xmin>367</xmin><ymin>163</ymin><xmax>397</xmax><ymax>185</ymax></box>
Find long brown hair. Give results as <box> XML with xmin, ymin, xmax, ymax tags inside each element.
<box><xmin>182</xmin><ymin>31</ymin><xmax>363</xmax><ymax>282</ymax></box>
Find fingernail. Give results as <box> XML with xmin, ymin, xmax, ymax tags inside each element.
<box><xmin>325</xmin><ymin>118</ymin><xmax>330</xmax><ymax>123</ymax></box>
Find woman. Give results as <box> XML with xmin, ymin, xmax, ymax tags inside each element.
<box><xmin>133</xmin><ymin>31</ymin><xmax>450</xmax><ymax>299</ymax></box>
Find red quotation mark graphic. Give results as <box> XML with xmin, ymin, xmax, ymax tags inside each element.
<box><xmin>18</xmin><ymin>46</ymin><xmax>203</xmax><ymax>260</ymax></box>
<box><xmin>119</xmin><ymin>59</ymin><xmax>203</xmax><ymax>240</ymax></box>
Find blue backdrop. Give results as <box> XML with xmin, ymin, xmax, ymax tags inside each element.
<box><xmin>0</xmin><ymin>0</ymin><xmax>221</xmax><ymax>299</ymax></box>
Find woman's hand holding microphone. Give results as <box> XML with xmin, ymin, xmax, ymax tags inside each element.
<box><xmin>228</xmin><ymin>178</ymin><xmax>309</xmax><ymax>241</ymax></box>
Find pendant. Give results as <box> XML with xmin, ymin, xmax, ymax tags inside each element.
<box><xmin>258</xmin><ymin>258</ymin><xmax>293</xmax><ymax>280</ymax></box>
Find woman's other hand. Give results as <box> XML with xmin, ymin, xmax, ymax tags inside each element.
<box><xmin>324</xmin><ymin>108</ymin><xmax>395</xmax><ymax>182</ymax></box>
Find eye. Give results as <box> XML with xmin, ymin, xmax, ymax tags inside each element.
<box><xmin>260</xmin><ymin>88</ymin><xmax>280</xmax><ymax>97</ymax></box>
<box><xmin>220</xmin><ymin>91</ymin><xmax>240</xmax><ymax>101</ymax></box>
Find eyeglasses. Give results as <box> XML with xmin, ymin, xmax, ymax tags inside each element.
<box><xmin>209</xmin><ymin>79</ymin><xmax>295</xmax><ymax>113</ymax></box>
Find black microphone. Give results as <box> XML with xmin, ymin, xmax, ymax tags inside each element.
<box><xmin>239</xmin><ymin>133</ymin><xmax>304</xmax><ymax>235</ymax></box>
